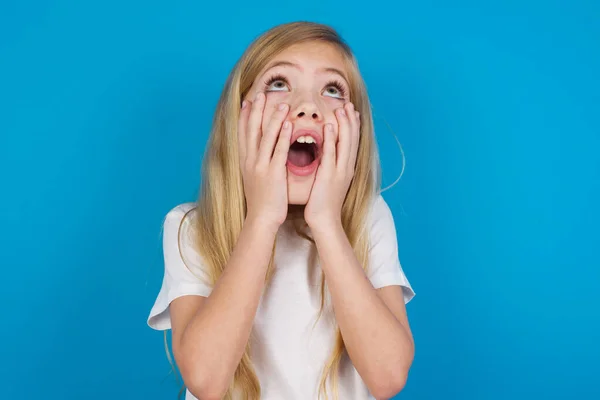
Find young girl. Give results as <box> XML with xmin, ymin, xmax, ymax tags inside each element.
<box><xmin>147</xmin><ymin>21</ymin><xmax>415</xmax><ymax>400</ymax></box>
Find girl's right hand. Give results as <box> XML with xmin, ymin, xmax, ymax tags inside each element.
<box><xmin>238</xmin><ymin>92</ymin><xmax>292</xmax><ymax>233</ymax></box>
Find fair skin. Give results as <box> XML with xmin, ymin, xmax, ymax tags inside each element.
<box><xmin>247</xmin><ymin>41</ymin><xmax>352</xmax><ymax>206</ymax></box>
<box><xmin>168</xmin><ymin>41</ymin><xmax>414</xmax><ymax>400</ymax></box>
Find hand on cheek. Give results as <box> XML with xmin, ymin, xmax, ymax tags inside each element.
<box><xmin>260</xmin><ymin>99</ymin><xmax>280</xmax><ymax>137</ymax></box>
<box><xmin>304</xmin><ymin>102</ymin><xmax>360</xmax><ymax>231</ymax></box>
<box><xmin>238</xmin><ymin>92</ymin><xmax>292</xmax><ymax>232</ymax></box>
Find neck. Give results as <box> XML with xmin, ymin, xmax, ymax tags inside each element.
<box><xmin>286</xmin><ymin>204</ymin><xmax>306</xmax><ymax>221</ymax></box>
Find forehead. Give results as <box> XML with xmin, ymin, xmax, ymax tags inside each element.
<box><xmin>266</xmin><ymin>41</ymin><xmax>348</xmax><ymax>77</ymax></box>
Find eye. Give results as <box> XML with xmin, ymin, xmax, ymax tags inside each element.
<box><xmin>322</xmin><ymin>80</ymin><xmax>347</xmax><ymax>100</ymax></box>
<box><xmin>264</xmin><ymin>74</ymin><xmax>289</xmax><ymax>92</ymax></box>
<box><xmin>323</xmin><ymin>86</ymin><xmax>342</xmax><ymax>98</ymax></box>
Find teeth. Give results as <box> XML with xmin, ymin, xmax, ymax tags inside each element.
<box><xmin>296</xmin><ymin>135</ymin><xmax>315</xmax><ymax>144</ymax></box>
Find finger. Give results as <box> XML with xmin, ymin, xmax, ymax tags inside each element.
<box><xmin>335</xmin><ymin>106</ymin><xmax>351</xmax><ymax>170</ymax></box>
<box><xmin>238</xmin><ymin>99</ymin><xmax>250</xmax><ymax>165</ymax></box>
<box><xmin>272</xmin><ymin>120</ymin><xmax>293</xmax><ymax>166</ymax></box>
<box><xmin>322</xmin><ymin>123</ymin><xmax>336</xmax><ymax>169</ymax></box>
<box><xmin>343</xmin><ymin>103</ymin><xmax>359</xmax><ymax>168</ymax></box>
<box><xmin>257</xmin><ymin>103</ymin><xmax>290</xmax><ymax>165</ymax></box>
<box><xmin>345</xmin><ymin>102</ymin><xmax>358</xmax><ymax>133</ymax></box>
<box><xmin>348</xmin><ymin>109</ymin><xmax>360</xmax><ymax>171</ymax></box>
<box><xmin>246</xmin><ymin>92</ymin><xmax>266</xmax><ymax>164</ymax></box>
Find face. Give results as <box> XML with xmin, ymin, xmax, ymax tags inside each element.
<box><xmin>244</xmin><ymin>41</ymin><xmax>352</xmax><ymax>205</ymax></box>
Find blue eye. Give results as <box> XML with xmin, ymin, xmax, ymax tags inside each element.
<box><xmin>264</xmin><ymin>74</ymin><xmax>289</xmax><ymax>92</ymax></box>
<box><xmin>263</xmin><ymin>74</ymin><xmax>348</xmax><ymax>99</ymax></box>
<box><xmin>323</xmin><ymin>86</ymin><xmax>342</xmax><ymax>98</ymax></box>
<box><xmin>322</xmin><ymin>80</ymin><xmax>347</xmax><ymax>100</ymax></box>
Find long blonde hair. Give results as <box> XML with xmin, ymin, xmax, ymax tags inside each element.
<box><xmin>179</xmin><ymin>21</ymin><xmax>383</xmax><ymax>399</ymax></box>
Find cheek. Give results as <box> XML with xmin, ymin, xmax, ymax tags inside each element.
<box><xmin>323</xmin><ymin>105</ymin><xmax>342</xmax><ymax>130</ymax></box>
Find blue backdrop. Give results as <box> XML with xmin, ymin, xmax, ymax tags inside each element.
<box><xmin>1</xmin><ymin>1</ymin><xmax>598</xmax><ymax>399</ymax></box>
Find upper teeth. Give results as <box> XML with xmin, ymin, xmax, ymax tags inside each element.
<box><xmin>296</xmin><ymin>135</ymin><xmax>315</xmax><ymax>144</ymax></box>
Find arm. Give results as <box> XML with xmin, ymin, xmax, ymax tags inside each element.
<box><xmin>168</xmin><ymin>92</ymin><xmax>293</xmax><ymax>400</ymax></box>
<box><xmin>312</xmin><ymin>222</ymin><xmax>414</xmax><ymax>400</ymax></box>
<box><xmin>169</xmin><ymin>219</ymin><xmax>277</xmax><ymax>400</ymax></box>
<box><xmin>303</xmin><ymin>102</ymin><xmax>414</xmax><ymax>399</ymax></box>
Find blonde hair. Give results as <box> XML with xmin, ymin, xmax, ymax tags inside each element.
<box><xmin>175</xmin><ymin>21</ymin><xmax>385</xmax><ymax>399</ymax></box>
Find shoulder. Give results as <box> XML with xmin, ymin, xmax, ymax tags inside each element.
<box><xmin>364</xmin><ymin>193</ymin><xmax>401</xmax><ymax>260</ymax></box>
<box><xmin>367</xmin><ymin>193</ymin><xmax>397</xmax><ymax>233</ymax></box>
<box><xmin>370</xmin><ymin>193</ymin><xmax>393</xmax><ymax>216</ymax></box>
<box><xmin>364</xmin><ymin>193</ymin><xmax>415</xmax><ymax>301</ymax></box>
<box><xmin>162</xmin><ymin>202</ymin><xmax>203</xmax><ymax>268</ymax></box>
<box><xmin>163</xmin><ymin>203</ymin><xmax>197</xmax><ymax>229</ymax></box>
<box><xmin>162</xmin><ymin>203</ymin><xmax>198</xmax><ymax>244</ymax></box>
<box><xmin>147</xmin><ymin>202</ymin><xmax>211</xmax><ymax>330</ymax></box>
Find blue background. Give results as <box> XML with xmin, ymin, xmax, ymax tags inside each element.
<box><xmin>1</xmin><ymin>1</ymin><xmax>598</xmax><ymax>399</ymax></box>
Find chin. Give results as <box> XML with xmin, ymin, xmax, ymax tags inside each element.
<box><xmin>286</xmin><ymin>173</ymin><xmax>315</xmax><ymax>205</ymax></box>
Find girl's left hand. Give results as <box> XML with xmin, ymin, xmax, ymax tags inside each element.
<box><xmin>304</xmin><ymin>102</ymin><xmax>360</xmax><ymax>232</ymax></box>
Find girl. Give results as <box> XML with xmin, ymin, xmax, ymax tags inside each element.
<box><xmin>147</xmin><ymin>21</ymin><xmax>415</xmax><ymax>400</ymax></box>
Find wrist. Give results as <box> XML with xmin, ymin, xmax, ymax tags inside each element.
<box><xmin>244</xmin><ymin>215</ymin><xmax>281</xmax><ymax>238</ymax></box>
<box><xmin>307</xmin><ymin>217</ymin><xmax>344</xmax><ymax>240</ymax></box>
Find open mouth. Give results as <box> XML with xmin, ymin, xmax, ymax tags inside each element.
<box><xmin>287</xmin><ymin>137</ymin><xmax>319</xmax><ymax>168</ymax></box>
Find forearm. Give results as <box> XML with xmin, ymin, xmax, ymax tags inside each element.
<box><xmin>312</xmin><ymin>222</ymin><xmax>414</xmax><ymax>398</ymax></box>
<box><xmin>180</xmin><ymin>219</ymin><xmax>277</xmax><ymax>396</ymax></box>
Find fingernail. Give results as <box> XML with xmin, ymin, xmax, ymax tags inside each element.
<box><xmin>278</xmin><ymin>103</ymin><xmax>288</xmax><ymax>111</ymax></box>
<box><xmin>241</xmin><ymin>100</ymin><xmax>247</xmax><ymax>109</ymax></box>
<box><xmin>283</xmin><ymin>121</ymin><xmax>290</xmax><ymax>129</ymax></box>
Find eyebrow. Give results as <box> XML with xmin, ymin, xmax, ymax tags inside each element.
<box><xmin>263</xmin><ymin>61</ymin><xmax>348</xmax><ymax>82</ymax></box>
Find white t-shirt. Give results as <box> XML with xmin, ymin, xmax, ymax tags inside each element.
<box><xmin>147</xmin><ymin>194</ymin><xmax>415</xmax><ymax>400</ymax></box>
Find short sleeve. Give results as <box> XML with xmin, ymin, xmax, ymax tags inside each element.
<box><xmin>147</xmin><ymin>203</ymin><xmax>214</xmax><ymax>331</ymax></box>
<box><xmin>366</xmin><ymin>194</ymin><xmax>415</xmax><ymax>304</ymax></box>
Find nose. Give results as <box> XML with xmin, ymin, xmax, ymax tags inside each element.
<box><xmin>291</xmin><ymin>100</ymin><xmax>323</xmax><ymax>122</ymax></box>
<box><xmin>297</xmin><ymin>110</ymin><xmax>319</xmax><ymax>119</ymax></box>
